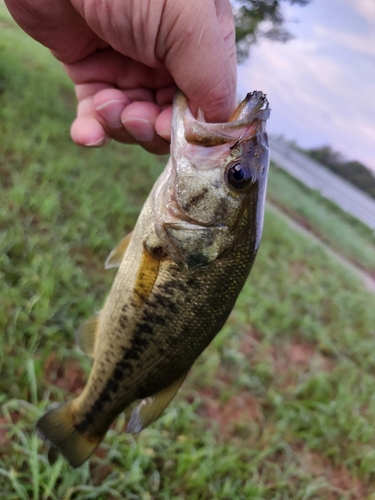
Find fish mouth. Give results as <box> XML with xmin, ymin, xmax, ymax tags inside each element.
<box><xmin>170</xmin><ymin>91</ymin><xmax>270</xmax><ymax>173</ymax></box>
<box><xmin>175</xmin><ymin>91</ymin><xmax>270</xmax><ymax>148</ymax></box>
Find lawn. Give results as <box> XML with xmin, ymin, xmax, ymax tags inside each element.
<box><xmin>267</xmin><ymin>163</ymin><xmax>375</xmax><ymax>276</ymax></box>
<box><xmin>1</xmin><ymin>8</ymin><xmax>375</xmax><ymax>499</ymax></box>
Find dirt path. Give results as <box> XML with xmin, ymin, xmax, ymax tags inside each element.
<box><xmin>267</xmin><ymin>202</ymin><xmax>375</xmax><ymax>294</ymax></box>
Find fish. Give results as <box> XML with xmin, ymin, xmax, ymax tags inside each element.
<box><xmin>36</xmin><ymin>90</ymin><xmax>271</xmax><ymax>467</ymax></box>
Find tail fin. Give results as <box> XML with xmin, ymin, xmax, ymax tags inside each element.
<box><xmin>36</xmin><ymin>401</ymin><xmax>102</xmax><ymax>468</ymax></box>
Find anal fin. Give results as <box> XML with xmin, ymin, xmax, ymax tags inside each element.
<box><xmin>76</xmin><ymin>312</ymin><xmax>101</xmax><ymax>358</ymax></box>
<box><xmin>105</xmin><ymin>232</ymin><xmax>132</xmax><ymax>269</ymax></box>
<box><xmin>126</xmin><ymin>371</ymin><xmax>188</xmax><ymax>434</ymax></box>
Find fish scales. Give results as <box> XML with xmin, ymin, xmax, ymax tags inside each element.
<box><xmin>36</xmin><ymin>90</ymin><xmax>271</xmax><ymax>467</ymax></box>
<box><xmin>74</xmin><ymin>204</ymin><xmax>256</xmax><ymax>433</ymax></box>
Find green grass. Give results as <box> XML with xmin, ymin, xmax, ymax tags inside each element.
<box><xmin>2</xmin><ymin>9</ymin><xmax>375</xmax><ymax>499</ymax></box>
<box><xmin>267</xmin><ymin>163</ymin><xmax>375</xmax><ymax>275</ymax></box>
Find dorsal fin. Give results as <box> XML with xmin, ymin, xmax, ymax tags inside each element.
<box><xmin>76</xmin><ymin>311</ymin><xmax>101</xmax><ymax>358</ymax></box>
<box><xmin>105</xmin><ymin>232</ymin><xmax>132</xmax><ymax>269</ymax></box>
<box><xmin>126</xmin><ymin>371</ymin><xmax>188</xmax><ymax>434</ymax></box>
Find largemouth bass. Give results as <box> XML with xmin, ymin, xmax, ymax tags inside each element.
<box><xmin>37</xmin><ymin>90</ymin><xmax>270</xmax><ymax>467</ymax></box>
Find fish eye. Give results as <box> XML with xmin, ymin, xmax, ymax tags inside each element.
<box><xmin>227</xmin><ymin>162</ymin><xmax>255</xmax><ymax>190</ymax></box>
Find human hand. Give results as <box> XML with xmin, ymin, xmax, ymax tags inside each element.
<box><xmin>5</xmin><ymin>0</ymin><xmax>237</xmax><ymax>154</ymax></box>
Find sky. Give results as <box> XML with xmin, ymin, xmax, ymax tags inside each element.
<box><xmin>237</xmin><ymin>0</ymin><xmax>375</xmax><ymax>172</ymax></box>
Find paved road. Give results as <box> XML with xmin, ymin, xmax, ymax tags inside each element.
<box><xmin>267</xmin><ymin>202</ymin><xmax>375</xmax><ymax>294</ymax></box>
<box><xmin>269</xmin><ymin>138</ymin><xmax>375</xmax><ymax>231</ymax></box>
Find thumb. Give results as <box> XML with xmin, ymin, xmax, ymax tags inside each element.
<box><xmin>157</xmin><ymin>0</ymin><xmax>237</xmax><ymax>123</ymax></box>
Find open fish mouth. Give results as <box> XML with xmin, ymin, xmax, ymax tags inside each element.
<box><xmin>177</xmin><ymin>91</ymin><xmax>270</xmax><ymax>147</ymax></box>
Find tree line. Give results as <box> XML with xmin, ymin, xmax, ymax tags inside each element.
<box><xmin>304</xmin><ymin>146</ymin><xmax>375</xmax><ymax>200</ymax></box>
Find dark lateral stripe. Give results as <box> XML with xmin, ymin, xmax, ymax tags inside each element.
<box><xmin>75</xmin><ymin>272</ymin><xmax>186</xmax><ymax>434</ymax></box>
<box><xmin>75</xmin><ymin>312</ymin><xmax>160</xmax><ymax>433</ymax></box>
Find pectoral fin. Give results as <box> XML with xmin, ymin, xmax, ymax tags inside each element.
<box><xmin>76</xmin><ymin>312</ymin><xmax>101</xmax><ymax>358</ymax></box>
<box><xmin>133</xmin><ymin>246</ymin><xmax>162</xmax><ymax>305</ymax></box>
<box><xmin>105</xmin><ymin>232</ymin><xmax>132</xmax><ymax>269</ymax></box>
<box><xmin>126</xmin><ymin>371</ymin><xmax>188</xmax><ymax>434</ymax></box>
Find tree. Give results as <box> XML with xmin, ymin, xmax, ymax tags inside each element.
<box><xmin>306</xmin><ymin>146</ymin><xmax>375</xmax><ymax>200</ymax></box>
<box><xmin>232</xmin><ymin>0</ymin><xmax>311</xmax><ymax>62</ymax></box>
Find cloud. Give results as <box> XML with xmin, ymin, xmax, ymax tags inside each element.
<box><xmin>344</xmin><ymin>0</ymin><xmax>375</xmax><ymax>24</ymax></box>
<box><xmin>315</xmin><ymin>25</ymin><xmax>375</xmax><ymax>56</ymax></box>
<box><xmin>238</xmin><ymin>29</ymin><xmax>375</xmax><ymax>171</ymax></box>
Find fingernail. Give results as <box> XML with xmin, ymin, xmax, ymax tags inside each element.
<box><xmin>95</xmin><ymin>100</ymin><xmax>125</xmax><ymax>129</ymax></box>
<box><xmin>157</xmin><ymin>129</ymin><xmax>171</xmax><ymax>141</ymax></box>
<box><xmin>122</xmin><ymin>118</ymin><xmax>155</xmax><ymax>142</ymax></box>
<box><xmin>84</xmin><ymin>137</ymin><xmax>109</xmax><ymax>147</ymax></box>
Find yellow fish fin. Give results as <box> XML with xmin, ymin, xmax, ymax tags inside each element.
<box><xmin>126</xmin><ymin>371</ymin><xmax>188</xmax><ymax>434</ymax></box>
<box><xmin>133</xmin><ymin>246</ymin><xmax>161</xmax><ymax>305</ymax></box>
<box><xmin>105</xmin><ymin>232</ymin><xmax>133</xmax><ymax>269</ymax></box>
<box><xmin>76</xmin><ymin>311</ymin><xmax>101</xmax><ymax>358</ymax></box>
<box><xmin>36</xmin><ymin>401</ymin><xmax>103</xmax><ymax>468</ymax></box>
